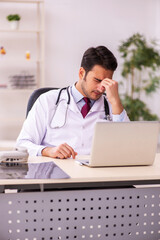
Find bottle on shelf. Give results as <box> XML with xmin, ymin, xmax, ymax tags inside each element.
<box><xmin>25</xmin><ymin>50</ymin><xmax>31</xmax><ymax>60</ymax></box>
<box><xmin>0</xmin><ymin>46</ymin><xmax>6</xmax><ymax>55</ymax></box>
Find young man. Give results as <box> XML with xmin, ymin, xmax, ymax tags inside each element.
<box><xmin>16</xmin><ymin>46</ymin><xmax>129</xmax><ymax>159</ymax></box>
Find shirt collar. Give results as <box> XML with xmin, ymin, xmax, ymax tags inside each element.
<box><xmin>71</xmin><ymin>83</ymin><xmax>84</xmax><ymax>103</ymax></box>
<box><xmin>71</xmin><ymin>83</ymin><xmax>95</xmax><ymax>106</ymax></box>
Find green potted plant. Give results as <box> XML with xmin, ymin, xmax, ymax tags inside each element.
<box><xmin>118</xmin><ymin>33</ymin><xmax>160</xmax><ymax>120</ymax></box>
<box><xmin>6</xmin><ymin>14</ymin><xmax>21</xmax><ymax>30</ymax></box>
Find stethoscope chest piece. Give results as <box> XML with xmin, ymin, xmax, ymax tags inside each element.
<box><xmin>104</xmin><ymin>115</ymin><xmax>112</xmax><ymax>121</ymax></box>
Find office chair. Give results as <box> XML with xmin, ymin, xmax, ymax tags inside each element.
<box><xmin>26</xmin><ymin>87</ymin><xmax>58</xmax><ymax>117</ymax></box>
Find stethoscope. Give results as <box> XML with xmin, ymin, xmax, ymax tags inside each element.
<box><xmin>50</xmin><ymin>86</ymin><xmax>112</xmax><ymax>129</ymax></box>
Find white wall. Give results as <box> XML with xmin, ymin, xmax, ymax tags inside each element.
<box><xmin>44</xmin><ymin>0</ymin><xmax>160</xmax><ymax>117</ymax></box>
<box><xmin>0</xmin><ymin>0</ymin><xmax>160</xmax><ymax>140</ymax></box>
<box><xmin>45</xmin><ymin>0</ymin><xmax>159</xmax><ymax>83</ymax></box>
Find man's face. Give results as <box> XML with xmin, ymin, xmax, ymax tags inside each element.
<box><xmin>79</xmin><ymin>65</ymin><xmax>114</xmax><ymax>100</ymax></box>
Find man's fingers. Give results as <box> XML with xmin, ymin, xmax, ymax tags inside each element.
<box><xmin>58</xmin><ymin>148</ymin><xmax>71</xmax><ymax>159</ymax></box>
<box><xmin>103</xmin><ymin>78</ymin><xmax>115</xmax><ymax>83</ymax></box>
<box><xmin>64</xmin><ymin>143</ymin><xmax>77</xmax><ymax>159</ymax></box>
<box><xmin>57</xmin><ymin>143</ymin><xmax>77</xmax><ymax>159</ymax></box>
<box><xmin>60</xmin><ymin>144</ymin><xmax>72</xmax><ymax>158</ymax></box>
<box><xmin>56</xmin><ymin>152</ymin><xmax>66</xmax><ymax>159</ymax></box>
<box><xmin>102</xmin><ymin>79</ymin><xmax>117</xmax><ymax>87</ymax></box>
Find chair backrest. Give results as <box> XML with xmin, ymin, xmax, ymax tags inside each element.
<box><xmin>26</xmin><ymin>87</ymin><xmax>58</xmax><ymax>117</ymax></box>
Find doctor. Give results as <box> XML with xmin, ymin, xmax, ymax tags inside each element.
<box><xmin>16</xmin><ymin>46</ymin><xmax>129</xmax><ymax>159</ymax></box>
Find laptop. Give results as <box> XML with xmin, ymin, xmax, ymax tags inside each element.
<box><xmin>76</xmin><ymin>121</ymin><xmax>160</xmax><ymax>167</ymax></box>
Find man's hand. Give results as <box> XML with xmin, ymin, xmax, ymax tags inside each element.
<box><xmin>101</xmin><ymin>78</ymin><xmax>123</xmax><ymax>114</ymax></box>
<box><xmin>42</xmin><ymin>143</ymin><xmax>77</xmax><ymax>159</ymax></box>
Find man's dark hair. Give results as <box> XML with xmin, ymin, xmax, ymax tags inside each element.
<box><xmin>81</xmin><ymin>46</ymin><xmax>118</xmax><ymax>74</ymax></box>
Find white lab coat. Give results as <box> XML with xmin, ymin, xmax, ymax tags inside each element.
<box><xmin>16</xmin><ymin>87</ymin><xmax>129</xmax><ymax>156</ymax></box>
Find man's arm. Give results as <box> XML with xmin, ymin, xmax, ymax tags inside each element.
<box><xmin>101</xmin><ymin>78</ymin><xmax>130</xmax><ymax>122</ymax></box>
<box><xmin>16</xmin><ymin>91</ymin><xmax>77</xmax><ymax>159</ymax></box>
<box><xmin>16</xmin><ymin>95</ymin><xmax>48</xmax><ymax>156</ymax></box>
<box><xmin>101</xmin><ymin>78</ymin><xmax>123</xmax><ymax>114</ymax></box>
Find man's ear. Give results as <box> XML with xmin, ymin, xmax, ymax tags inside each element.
<box><xmin>79</xmin><ymin>67</ymin><xmax>86</xmax><ymax>80</ymax></box>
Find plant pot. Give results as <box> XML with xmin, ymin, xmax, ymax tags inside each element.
<box><xmin>9</xmin><ymin>20</ymin><xmax>19</xmax><ymax>30</ymax></box>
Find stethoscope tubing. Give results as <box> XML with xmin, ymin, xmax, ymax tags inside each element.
<box><xmin>55</xmin><ymin>86</ymin><xmax>110</xmax><ymax>119</ymax></box>
<box><xmin>56</xmin><ymin>86</ymin><xmax>70</xmax><ymax>105</ymax></box>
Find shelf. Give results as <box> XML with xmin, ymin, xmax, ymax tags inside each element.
<box><xmin>0</xmin><ymin>0</ymin><xmax>43</xmax><ymax>3</ymax></box>
<box><xmin>0</xmin><ymin>59</ymin><xmax>43</xmax><ymax>64</ymax></box>
<box><xmin>0</xmin><ymin>29</ymin><xmax>43</xmax><ymax>33</ymax></box>
<box><xmin>0</xmin><ymin>88</ymin><xmax>35</xmax><ymax>92</ymax></box>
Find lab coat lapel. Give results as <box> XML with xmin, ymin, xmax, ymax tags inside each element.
<box><xmin>50</xmin><ymin>100</ymin><xmax>68</xmax><ymax>128</ymax></box>
<box><xmin>50</xmin><ymin>88</ymin><xmax>69</xmax><ymax>128</ymax></box>
<box><xmin>68</xmin><ymin>87</ymin><xmax>81</xmax><ymax>113</ymax></box>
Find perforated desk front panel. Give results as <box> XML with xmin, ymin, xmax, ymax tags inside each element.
<box><xmin>0</xmin><ymin>187</ymin><xmax>160</xmax><ymax>240</ymax></box>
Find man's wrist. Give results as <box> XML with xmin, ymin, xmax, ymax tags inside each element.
<box><xmin>111</xmin><ymin>100</ymin><xmax>123</xmax><ymax>115</ymax></box>
<box><xmin>41</xmin><ymin>147</ymin><xmax>50</xmax><ymax>157</ymax></box>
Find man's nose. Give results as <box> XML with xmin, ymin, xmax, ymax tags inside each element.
<box><xmin>97</xmin><ymin>84</ymin><xmax>105</xmax><ymax>92</ymax></box>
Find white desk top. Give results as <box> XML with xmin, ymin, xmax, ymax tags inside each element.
<box><xmin>0</xmin><ymin>153</ymin><xmax>160</xmax><ymax>186</ymax></box>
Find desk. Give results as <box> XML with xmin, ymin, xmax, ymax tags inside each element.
<box><xmin>0</xmin><ymin>154</ymin><xmax>160</xmax><ymax>239</ymax></box>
